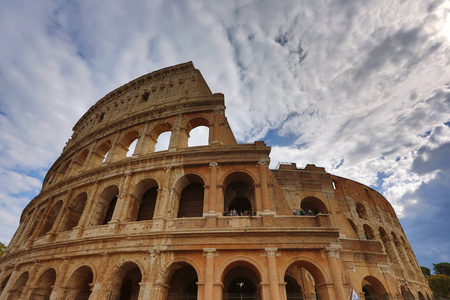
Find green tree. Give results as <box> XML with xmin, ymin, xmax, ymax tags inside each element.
<box><xmin>421</xmin><ymin>266</ymin><xmax>431</xmax><ymax>278</ymax></box>
<box><xmin>428</xmin><ymin>274</ymin><xmax>450</xmax><ymax>299</ymax></box>
<box><xmin>433</xmin><ymin>262</ymin><xmax>450</xmax><ymax>276</ymax></box>
<box><xmin>0</xmin><ymin>242</ymin><xmax>6</xmax><ymax>256</ymax></box>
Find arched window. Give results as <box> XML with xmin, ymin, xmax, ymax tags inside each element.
<box><xmin>126</xmin><ymin>138</ymin><xmax>138</xmax><ymax>157</ymax></box>
<box><xmin>103</xmin><ymin>196</ymin><xmax>117</xmax><ymax>225</ymax></box>
<box><xmin>114</xmin><ymin>131</ymin><xmax>140</xmax><ymax>159</ymax></box>
<box><xmin>70</xmin><ymin>149</ymin><xmax>89</xmax><ymax>175</ymax></box>
<box><xmin>166</xmin><ymin>263</ymin><xmax>198</xmax><ymax>299</ymax></box>
<box><xmin>363</xmin><ymin>224</ymin><xmax>375</xmax><ymax>240</ymax></box>
<box><xmin>30</xmin><ymin>269</ymin><xmax>56</xmax><ymax>299</ymax></box>
<box><xmin>25</xmin><ymin>207</ymin><xmax>45</xmax><ymax>239</ymax></box>
<box><xmin>39</xmin><ymin>200</ymin><xmax>63</xmax><ymax>237</ymax></box>
<box><xmin>300</xmin><ymin>197</ymin><xmax>328</xmax><ymax>215</ymax></box>
<box><xmin>7</xmin><ymin>271</ymin><xmax>28</xmax><ymax>299</ymax></box>
<box><xmin>148</xmin><ymin>123</ymin><xmax>172</xmax><ymax>153</ymax></box>
<box><xmin>401</xmin><ymin>286</ymin><xmax>414</xmax><ymax>300</ymax></box>
<box><xmin>110</xmin><ymin>262</ymin><xmax>142</xmax><ymax>300</ymax></box>
<box><xmin>283</xmin><ymin>260</ymin><xmax>327</xmax><ymax>300</ymax></box>
<box><xmin>90</xmin><ymin>140</ymin><xmax>111</xmax><ymax>167</ymax></box>
<box><xmin>137</xmin><ymin>187</ymin><xmax>158</xmax><ymax>221</ymax></box>
<box><xmin>223</xmin><ymin>172</ymin><xmax>255</xmax><ymax>214</ymax></box>
<box><xmin>362</xmin><ymin>276</ymin><xmax>388</xmax><ymax>300</ymax></box>
<box><xmin>65</xmin><ymin>266</ymin><xmax>93</xmax><ymax>299</ymax></box>
<box><xmin>155</xmin><ymin>131</ymin><xmax>171</xmax><ymax>152</ymax></box>
<box><xmin>356</xmin><ymin>203</ymin><xmax>369</xmax><ymax>220</ymax></box>
<box><xmin>88</xmin><ymin>185</ymin><xmax>119</xmax><ymax>226</ymax></box>
<box><xmin>188</xmin><ymin>125</ymin><xmax>209</xmax><ymax>147</ymax></box>
<box><xmin>185</xmin><ymin>117</ymin><xmax>210</xmax><ymax>148</ymax></box>
<box><xmin>178</xmin><ymin>183</ymin><xmax>204</xmax><ymax>218</ymax></box>
<box><xmin>60</xmin><ymin>193</ymin><xmax>87</xmax><ymax>232</ymax></box>
<box><xmin>56</xmin><ymin>161</ymin><xmax>71</xmax><ymax>182</ymax></box>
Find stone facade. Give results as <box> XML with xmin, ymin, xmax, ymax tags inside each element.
<box><xmin>0</xmin><ymin>62</ymin><xmax>432</xmax><ymax>300</ymax></box>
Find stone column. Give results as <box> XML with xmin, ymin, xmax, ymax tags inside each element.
<box><xmin>203</xmin><ymin>248</ymin><xmax>217</xmax><ymax>299</ymax></box>
<box><xmin>325</xmin><ymin>246</ymin><xmax>346</xmax><ymax>300</ymax></box>
<box><xmin>264</xmin><ymin>247</ymin><xmax>280</xmax><ymax>300</ymax></box>
<box><xmin>133</xmin><ymin>122</ymin><xmax>150</xmax><ymax>156</ymax></box>
<box><xmin>258</xmin><ymin>161</ymin><xmax>271</xmax><ymax>212</ymax></box>
<box><xmin>112</xmin><ymin>171</ymin><xmax>133</xmax><ymax>223</ymax></box>
<box><xmin>89</xmin><ymin>254</ymin><xmax>110</xmax><ymax>300</ymax></box>
<box><xmin>20</xmin><ymin>263</ymin><xmax>41</xmax><ymax>299</ymax></box>
<box><xmin>0</xmin><ymin>269</ymin><xmax>17</xmax><ymax>300</ymax></box>
<box><xmin>50</xmin><ymin>259</ymin><xmax>70</xmax><ymax>300</ymax></box>
<box><xmin>50</xmin><ymin>189</ymin><xmax>74</xmax><ymax>235</ymax></box>
<box><xmin>209</xmin><ymin>162</ymin><xmax>218</xmax><ymax>213</ymax></box>
<box><xmin>76</xmin><ymin>180</ymin><xmax>102</xmax><ymax>229</ymax></box>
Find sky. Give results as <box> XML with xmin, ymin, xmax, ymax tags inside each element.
<box><xmin>0</xmin><ymin>0</ymin><xmax>449</xmax><ymax>271</ymax></box>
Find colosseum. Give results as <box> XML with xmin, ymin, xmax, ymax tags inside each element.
<box><xmin>0</xmin><ymin>62</ymin><xmax>432</xmax><ymax>300</ymax></box>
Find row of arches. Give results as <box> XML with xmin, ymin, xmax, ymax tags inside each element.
<box><xmin>48</xmin><ymin>118</ymin><xmax>212</xmax><ymax>187</ymax></box>
<box><xmin>347</xmin><ymin>219</ymin><xmax>414</xmax><ymax>266</ymax></box>
<box><xmin>3</xmin><ymin>257</ymin><xmax>423</xmax><ymax>300</ymax></box>
<box><xmin>346</xmin><ymin>220</ymin><xmax>416</xmax><ymax>267</ymax></box>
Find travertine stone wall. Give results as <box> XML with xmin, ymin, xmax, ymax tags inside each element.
<box><xmin>0</xmin><ymin>63</ymin><xmax>431</xmax><ymax>300</ymax></box>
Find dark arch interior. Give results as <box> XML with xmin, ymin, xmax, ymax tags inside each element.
<box><xmin>285</xmin><ymin>275</ymin><xmax>304</xmax><ymax>300</ymax></box>
<box><xmin>223</xmin><ymin>266</ymin><xmax>260</xmax><ymax>300</ymax></box>
<box><xmin>167</xmin><ymin>265</ymin><xmax>198</xmax><ymax>300</ymax></box>
<box><xmin>229</xmin><ymin>197</ymin><xmax>252</xmax><ymax>215</ymax></box>
<box><xmin>137</xmin><ymin>187</ymin><xmax>158</xmax><ymax>221</ymax></box>
<box><xmin>118</xmin><ymin>266</ymin><xmax>142</xmax><ymax>300</ymax></box>
<box><xmin>103</xmin><ymin>195</ymin><xmax>117</xmax><ymax>225</ymax></box>
<box><xmin>178</xmin><ymin>183</ymin><xmax>204</xmax><ymax>218</ymax></box>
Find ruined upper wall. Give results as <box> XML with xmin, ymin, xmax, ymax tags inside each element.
<box><xmin>67</xmin><ymin>62</ymin><xmax>213</xmax><ymax>148</ymax></box>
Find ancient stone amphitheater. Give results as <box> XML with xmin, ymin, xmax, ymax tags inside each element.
<box><xmin>0</xmin><ymin>62</ymin><xmax>432</xmax><ymax>300</ymax></box>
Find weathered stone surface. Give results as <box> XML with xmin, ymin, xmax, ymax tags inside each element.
<box><xmin>0</xmin><ymin>62</ymin><xmax>431</xmax><ymax>300</ymax></box>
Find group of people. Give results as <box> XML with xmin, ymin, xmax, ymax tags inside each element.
<box><xmin>223</xmin><ymin>208</ymin><xmax>257</xmax><ymax>216</ymax></box>
<box><xmin>292</xmin><ymin>208</ymin><xmax>315</xmax><ymax>216</ymax></box>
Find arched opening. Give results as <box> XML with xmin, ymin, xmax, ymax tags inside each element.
<box><xmin>119</xmin><ymin>131</ymin><xmax>140</xmax><ymax>158</ymax></box>
<box><xmin>418</xmin><ymin>291</ymin><xmax>425</xmax><ymax>300</ymax></box>
<box><xmin>401</xmin><ymin>236</ymin><xmax>415</xmax><ymax>264</ymax></box>
<box><xmin>356</xmin><ymin>203</ymin><xmax>369</xmax><ymax>220</ymax></box>
<box><xmin>39</xmin><ymin>200</ymin><xmax>63</xmax><ymax>237</ymax></box>
<box><xmin>0</xmin><ymin>274</ymin><xmax>11</xmax><ymax>295</ymax></box>
<box><xmin>137</xmin><ymin>187</ymin><xmax>158</xmax><ymax>221</ymax></box>
<box><xmin>363</xmin><ymin>224</ymin><xmax>375</xmax><ymax>240</ymax></box>
<box><xmin>91</xmin><ymin>140</ymin><xmax>111</xmax><ymax>166</ymax></box>
<box><xmin>300</xmin><ymin>197</ymin><xmax>328</xmax><ymax>215</ymax></box>
<box><xmin>222</xmin><ymin>264</ymin><xmax>261</xmax><ymax>300</ymax></box>
<box><xmin>284</xmin><ymin>261</ymin><xmax>325</xmax><ymax>300</ymax></box>
<box><xmin>401</xmin><ymin>286</ymin><xmax>414</xmax><ymax>300</ymax></box>
<box><xmin>223</xmin><ymin>172</ymin><xmax>255</xmax><ymax>214</ymax></box>
<box><xmin>188</xmin><ymin>125</ymin><xmax>209</xmax><ymax>147</ymax></box>
<box><xmin>361</xmin><ymin>276</ymin><xmax>388</xmax><ymax>300</ymax></box>
<box><xmin>148</xmin><ymin>123</ymin><xmax>172</xmax><ymax>153</ymax></box>
<box><xmin>110</xmin><ymin>262</ymin><xmax>142</xmax><ymax>300</ymax></box>
<box><xmin>154</xmin><ymin>131</ymin><xmax>171</xmax><ymax>152</ymax></box>
<box><xmin>5</xmin><ymin>271</ymin><xmax>28</xmax><ymax>300</ymax></box>
<box><xmin>64</xmin><ymin>266</ymin><xmax>93</xmax><ymax>300</ymax></box>
<box><xmin>178</xmin><ymin>183</ymin><xmax>204</xmax><ymax>218</ymax></box>
<box><xmin>60</xmin><ymin>193</ymin><xmax>88</xmax><ymax>232</ymax></box>
<box><xmin>56</xmin><ymin>161</ymin><xmax>71</xmax><ymax>182</ymax></box>
<box><xmin>30</xmin><ymin>269</ymin><xmax>56</xmax><ymax>299</ymax></box>
<box><xmin>130</xmin><ymin>179</ymin><xmax>159</xmax><ymax>222</ymax></box>
<box><xmin>379</xmin><ymin>227</ymin><xmax>399</xmax><ymax>263</ymax></box>
<box><xmin>285</xmin><ymin>275</ymin><xmax>304</xmax><ymax>299</ymax></box>
<box><xmin>88</xmin><ymin>185</ymin><xmax>119</xmax><ymax>226</ymax></box>
<box><xmin>347</xmin><ymin>218</ymin><xmax>358</xmax><ymax>236</ymax></box>
<box><xmin>186</xmin><ymin>117</ymin><xmax>210</xmax><ymax>147</ymax></box>
<box><xmin>166</xmin><ymin>263</ymin><xmax>198</xmax><ymax>300</ymax></box>
<box><xmin>173</xmin><ymin>174</ymin><xmax>205</xmax><ymax>218</ymax></box>
<box><xmin>392</xmin><ymin>233</ymin><xmax>409</xmax><ymax>265</ymax></box>
<box><xmin>70</xmin><ymin>149</ymin><xmax>89</xmax><ymax>176</ymax></box>
<box><xmin>25</xmin><ymin>207</ymin><xmax>45</xmax><ymax>239</ymax></box>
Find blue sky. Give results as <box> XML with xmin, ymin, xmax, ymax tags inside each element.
<box><xmin>0</xmin><ymin>0</ymin><xmax>449</xmax><ymax>271</ymax></box>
